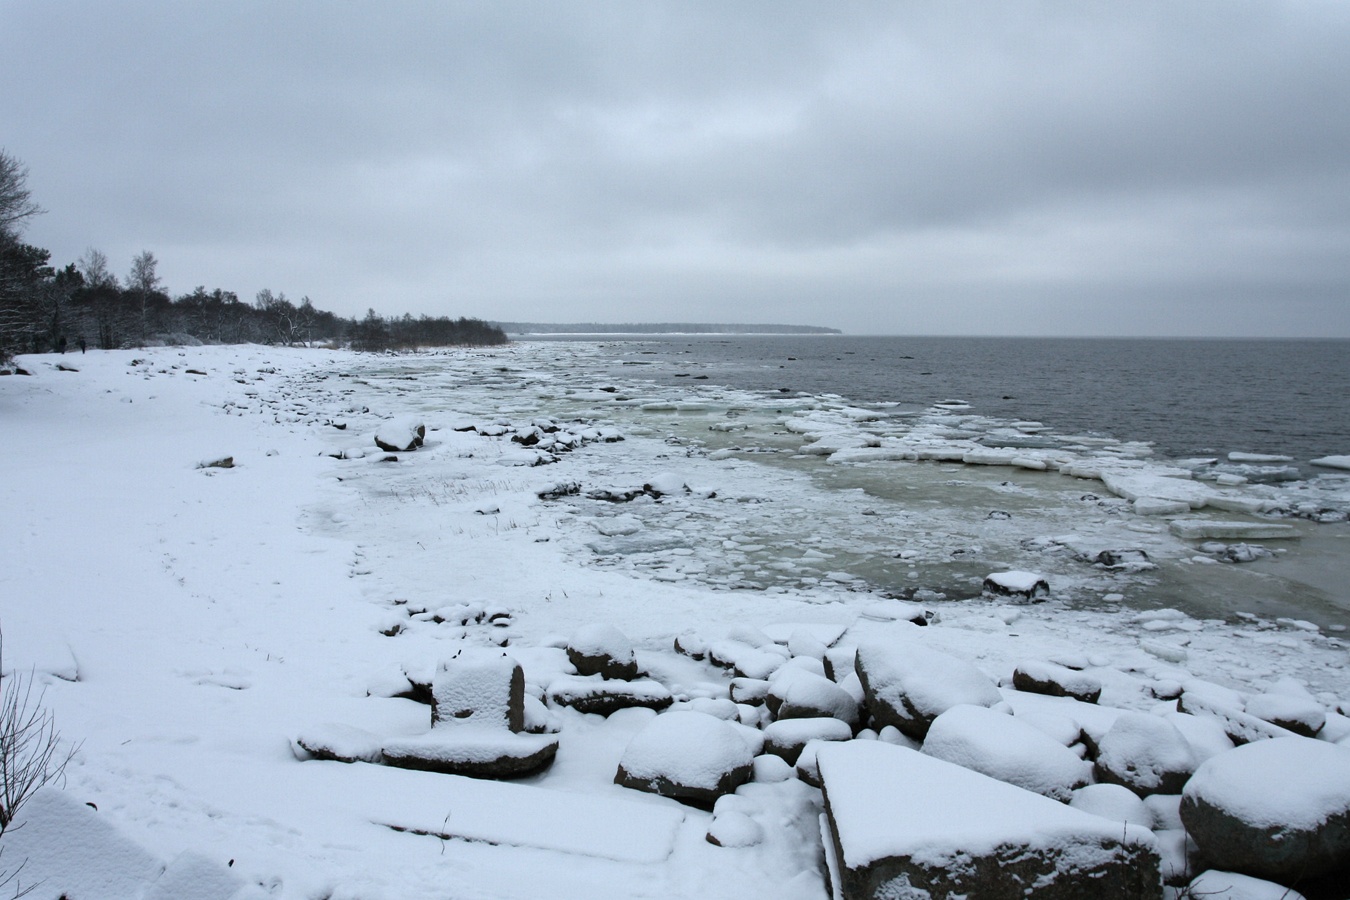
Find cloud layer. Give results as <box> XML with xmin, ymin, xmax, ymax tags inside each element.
<box><xmin>4</xmin><ymin>1</ymin><xmax>1348</xmax><ymax>335</ymax></box>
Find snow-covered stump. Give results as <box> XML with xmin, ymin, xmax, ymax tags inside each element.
<box><xmin>854</xmin><ymin>636</ymin><xmax>1002</xmax><ymax>740</ymax></box>
<box><xmin>430</xmin><ymin>648</ymin><xmax>525</xmax><ymax>731</ymax></box>
<box><xmin>1011</xmin><ymin>660</ymin><xmax>1102</xmax><ymax>704</ymax></box>
<box><xmin>381</xmin><ymin>649</ymin><xmax>560</xmax><ymax>779</ymax></box>
<box><xmin>374</xmin><ymin>417</ymin><xmax>425</xmax><ymax>452</ymax></box>
<box><xmin>614</xmin><ymin>711</ymin><xmax>754</xmax><ymax>808</ymax></box>
<box><xmin>817</xmin><ymin>741</ymin><xmax>1162</xmax><ymax>900</ymax></box>
<box><xmin>981</xmin><ymin>570</ymin><xmax>1049</xmax><ymax>602</ymax></box>
<box><xmin>1180</xmin><ymin>737</ymin><xmax>1350</xmax><ymax>888</ymax></box>
<box><xmin>566</xmin><ymin>623</ymin><xmax>639</xmax><ymax>680</ymax></box>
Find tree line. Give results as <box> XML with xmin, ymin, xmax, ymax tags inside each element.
<box><xmin>1</xmin><ymin>151</ymin><xmax>506</xmax><ymax>363</ymax></box>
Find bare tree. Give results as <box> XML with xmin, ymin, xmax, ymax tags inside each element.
<box><xmin>0</xmin><ymin>151</ymin><xmax>43</xmax><ymax>239</ymax></box>
<box><xmin>78</xmin><ymin>248</ymin><xmax>118</xmax><ymax>290</ymax></box>
<box><xmin>0</xmin><ymin>629</ymin><xmax>76</xmax><ymax>896</ymax></box>
<box><xmin>127</xmin><ymin>251</ymin><xmax>160</xmax><ymax>338</ymax></box>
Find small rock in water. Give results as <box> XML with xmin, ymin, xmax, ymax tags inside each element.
<box><xmin>981</xmin><ymin>570</ymin><xmax>1049</xmax><ymax>602</ymax></box>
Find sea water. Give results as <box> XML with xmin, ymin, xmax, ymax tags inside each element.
<box><xmin>357</xmin><ymin>337</ymin><xmax>1350</xmax><ymax>631</ymax></box>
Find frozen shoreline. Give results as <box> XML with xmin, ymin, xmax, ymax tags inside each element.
<box><xmin>1</xmin><ymin>343</ymin><xmax>1347</xmax><ymax>898</ymax></box>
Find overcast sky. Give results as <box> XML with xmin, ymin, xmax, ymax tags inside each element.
<box><xmin>3</xmin><ymin>1</ymin><xmax>1348</xmax><ymax>336</ymax></box>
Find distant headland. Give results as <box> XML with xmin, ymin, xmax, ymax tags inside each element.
<box><xmin>493</xmin><ymin>322</ymin><xmax>842</xmax><ymax>335</ymax></box>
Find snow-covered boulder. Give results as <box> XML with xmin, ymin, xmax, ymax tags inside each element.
<box><xmin>1012</xmin><ymin>659</ymin><xmax>1102</xmax><ymax>704</ymax></box>
<box><xmin>294</xmin><ymin>723</ymin><xmax>384</xmax><ymax>764</ymax></box>
<box><xmin>767</xmin><ymin>669</ymin><xmax>860</xmax><ymax>727</ymax></box>
<box><xmin>1069</xmin><ymin>783</ymin><xmax>1153</xmax><ymax>828</ymax></box>
<box><xmin>817</xmin><ymin>741</ymin><xmax>1161</xmax><ymax>900</ymax></box>
<box><xmin>614</xmin><ymin>711</ymin><xmax>754</xmax><ymax>807</ymax></box>
<box><xmin>547</xmin><ymin>675</ymin><xmax>673</xmax><ymax>716</ymax></box>
<box><xmin>1181</xmin><ymin>737</ymin><xmax>1350</xmax><ymax>885</ymax></box>
<box><xmin>1095</xmin><ymin>712</ymin><xmax>1198</xmax><ymax>797</ymax></box>
<box><xmin>921</xmin><ymin>705</ymin><xmax>1091</xmax><ymax>802</ymax></box>
<box><xmin>981</xmin><ymin>570</ymin><xmax>1049</xmax><ymax>601</ymax></box>
<box><xmin>374</xmin><ymin>417</ymin><xmax>425</xmax><ymax>452</ymax></box>
<box><xmin>855</xmin><ymin>637</ymin><xmax>1002</xmax><ymax>740</ymax></box>
<box><xmin>566</xmin><ymin>623</ymin><xmax>639</xmax><ymax>680</ymax></box>
<box><xmin>1244</xmin><ymin>679</ymin><xmax>1326</xmax><ymax>738</ymax></box>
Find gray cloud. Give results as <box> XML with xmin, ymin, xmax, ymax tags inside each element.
<box><xmin>3</xmin><ymin>0</ymin><xmax>1348</xmax><ymax>335</ymax></box>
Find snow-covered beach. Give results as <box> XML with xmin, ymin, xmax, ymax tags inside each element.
<box><xmin>2</xmin><ymin>342</ymin><xmax>1349</xmax><ymax>899</ymax></box>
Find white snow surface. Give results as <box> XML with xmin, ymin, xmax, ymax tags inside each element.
<box><xmin>1</xmin><ymin>343</ymin><xmax>1348</xmax><ymax>899</ymax></box>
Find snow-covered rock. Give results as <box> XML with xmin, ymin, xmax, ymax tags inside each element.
<box><xmin>761</xmin><ymin>716</ymin><xmax>853</xmax><ymax>764</ymax></box>
<box><xmin>615</xmin><ymin>711</ymin><xmax>755</xmax><ymax>807</ymax></box>
<box><xmin>431</xmin><ymin>647</ymin><xmax>525</xmax><ymax>731</ymax></box>
<box><xmin>1012</xmin><ymin>659</ymin><xmax>1102</xmax><ymax>703</ymax></box>
<box><xmin>1244</xmin><ymin>680</ymin><xmax>1326</xmax><ymax>738</ymax></box>
<box><xmin>920</xmin><ymin>705</ymin><xmax>1091</xmax><ymax>802</ymax></box>
<box><xmin>1185</xmin><ymin>870</ymin><xmax>1308</xmax><ymax>900</ymax></box>
<box><xmin>374</xmin><ymin>416</ymin><xmax>425</xmax><ymax>452</ymax></box>
<box><xmin>1181</xmin><ymin>737</ymin><xmax>1350</xmax><ymax>884</ymax></box>
<box><xmin>981</xmin><ymin>570</ymin><xmax>1049</xmax><ymax>601</ymax></box>
<box><xmin>1068</xmin><ymin>783</ymin><xmax>1153</xmax><ymax>828</ymax></box>
<box><xmin>566</xmin><ymin>623</ymin><xmax>639</xmax><ymax>680</ymax></box>
<box><xmin>381</xmin><ymin>730</ymin><xmax>561</xmax><ymax>778</ymax></box>
<box><xmin>855</xmin><ymin>636</ymin><xmax>1002</xmax><ymax>739</ymax></box>
<box><xmin>817</xmin><ymin>741</ymin><xmax>1160</xmax><ymax>900</ymax></box>
<box><xmin>547</xmin><ymin>675</ymin><xmax>674</xmax><ymax>716</ymax></box>
<box><xmin>766</xmin><ymin>669</ymin><xmax>860</xmax><ymax>727</ymax></box>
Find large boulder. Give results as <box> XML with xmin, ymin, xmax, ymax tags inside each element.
<box><xmin>615</xmin><ymin>711</ymin><xmax>754</xmax><ymax>807</ymax></box>
<box><xmin>1095</xmin><ymin>711</ymin><xmax>1198</xmax><ymax>797</ymax></box>
<box><xmin>855</xmin><ymin>637</ymin><xmax>1002</xmax><ymax>740</ymax></box>
<box><xmin>818</xmin><ymin>741</ymin><xmax>1161</xmax><ymax>900</ymax></box>
<box><xmin>921</xmin><ymin>705</ymin><xmax>1091</xmax><ymax>802</ymax></box>
<box><xmin>1180</xmin><ymin>737</ymin><xmax>1350</xmax><ymax>885</ymax></box>
<box><xmin>566</xmin><ymin>623</ymin><xmax>639</xmax><ymax>680</ymax></box>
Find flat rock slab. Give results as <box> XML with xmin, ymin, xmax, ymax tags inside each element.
<box><xmin>382</xmin><ymin>730</ymin><xmax>559</xmax><ymax>778</ymax></box>
<box><xmin>856</xmin><ymin>633</ymin><xmax>1002</xmax><ymax>740</ymax></box>
<box><xmin>817</xmin><ymin>741</ymin><xmax>1161</xmax><ymax>900</ymax></box>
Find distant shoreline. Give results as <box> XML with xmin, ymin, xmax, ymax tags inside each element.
<box><xmin>493</xmin><ymin>322</ymin><xmax>842</xmax><ymax>336</ymax></box>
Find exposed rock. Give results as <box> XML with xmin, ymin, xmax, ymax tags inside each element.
<box><xmin>818</xmin><ymin>741</ymin><xmax>1161</xmax><ymax>900</ymax></box>
<box><xmin>1181</xmin><ymin>737</ymin><xmax>1350</xmax><ymax>885</ymax></box>
<box><xmin>1012</xmin><ymin>659</ymin><xmax>1103</xmax><ymax>703</ymax></box>
<box><xmin>614</xmin><ymin>711</ymin><xmax>754</xmax><ymax>807</ymax></box>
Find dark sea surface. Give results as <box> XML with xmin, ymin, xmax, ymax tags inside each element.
<box><xmin>530</xmin><ymin>335</ymin><xmax>1350</xmax><ymax>467</ymax></box>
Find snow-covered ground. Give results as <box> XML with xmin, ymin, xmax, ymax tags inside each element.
<box><xmin>1</xmin><ymin>343</ymin><xmax>1347</xmax><ymax>899</ymax></box>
